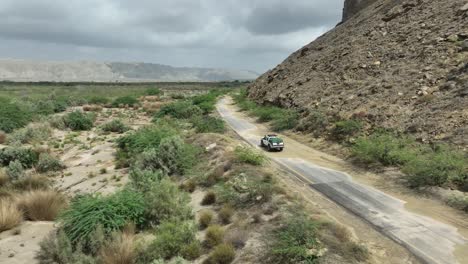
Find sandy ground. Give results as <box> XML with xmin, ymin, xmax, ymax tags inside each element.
<box><xmin>217</xmin><ymin>96</ymin><xmax>468</xmax><ymax>264</ymax></box>
<box><xmin>0</xmin><ymin>107</ymin><xmax>151</xmax><ymax>264</ymax></box>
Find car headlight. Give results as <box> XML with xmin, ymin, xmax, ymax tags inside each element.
<box><xmin>273</xmin><ymin>143</ymin><xmax>277</xmax><ymax>146</ymax></box>
<box><xmin>279</xmin><ymin>143</ymin><xmax>284</xmax><ymax>145</ymax></box>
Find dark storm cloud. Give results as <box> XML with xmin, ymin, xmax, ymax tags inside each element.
<box><xmin>0</xmin><ymin>0</ymin><xmax>343</xmax><ymax>72</ymax></box>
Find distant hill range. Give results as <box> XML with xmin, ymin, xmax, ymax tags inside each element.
<box><xmin>0</xmin><ymin>59</ymin><xmax>258</xmax><ymax>82</ymax></box>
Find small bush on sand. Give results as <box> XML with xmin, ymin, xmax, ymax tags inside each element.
<box><xmin>0</xmin><ymin>147</ymin><xmax>39</xmax><ymax>168</ymax></box>
<box><xmin>135</xmin><ymin>136</ymin><xmax>198</xmax><ymax>176</ymax></box>
<box><xmin>18</xmin><ymin>190</ymin><xmax>68</xmax><ymax>221</ymax></box>
<box><xmin>199</xmin><ymin>210</ymin><xmax>214</xmax><ymax>229</ymax></box>
<box><xmin>6</xmin><ymin>160</ymin><xmax>25</xmax><ymax>181</ymax></box>
<box><xmin>112</xmin><ymin>96</ymin><xmax>139</xmax><ymax>108</ymax></box>
<box><xmin>87</xmin><ymin>96</ymin><xmax>110</xmax><ymax>105</ymax></box>
<box><xmin>7</xmin><ymin>123</ymin><xmax>52</xmax><ymax>144</ymax></box>
<box><xmin>48</xmin><ymin>115</ymin><xmax>67</xmax><ymax>130</ymax></box>
<box><xmin>205</xmin><ymin>225</ymin><xmax>225</xmax><ymax>248</ymax></box>
<box><xmin>83</xmin><ymin>105</ymin><xmax>103</xmax><ymax>112</ymax></box>
<box><xmin>155</xmin><ymin>101</ymin><xmax>203</xmax><ymax>119</ymax></box>
<box><xmin>204</xmin><ymin>243</ymin><xmax>236</xmax><ymax>264</ymax></box>
<box><xmin>64</xmin><ymin>111</ymin><xmax>94</xmax><ymax>131</ymax></box>
<box><xmin>446</xmin><ymin>194</ymin><xmax>468</xmax><ymax>212</ymax></box>
<box><xmin>180</xmin><ymin>240</ymin><xmax>202</xmax><ymax>260</ymax></box>
<box><xmin>101</xmin><ymin>119</ymin><xmax>130</xmax><ymax>134</ymax></box>
<box><xmin>0</xmin><ymin>198</ymin><xmax>23</xmax><ymax>232</ymax></box>
<box><xmin>117</xmin><ymin>125</ymin><xmax>176</xmax><ymax>156</ymax></box>
<box><xmin>225</xmin><ymin>228</ymin><xmax>248</xmax><ymax>249</ymax></box>
<box><xmin>139</xmin><ymin>221</ymin><xmax>197</xmax><ymax>261</ymax></box>
<box><xmin>267</xmin><ymin>214</ymin><xmax>320</xmax><ymax>264</ymax></box>
<box><xmin>12</xmin><ymin>175</ymin><xmax>50</xmax><ymax>191</ymax></box>
<box><xmin>141</xmin><ymin>178</ymin><xmax>192</xmax><ymax>227</ymax></box>
<box><xmin>61</xmin><ymin>190</ymin><xmax>145</xmax><ymax>245</ymax></box>
<box><xmin>218</xmin><ymin>205</ymin><xmax>234</xmax><ymax>225</ymax></box>
<box><xmin>234</xmin><ymin>146</ymin><xmax>267</xmax><ymax>166</ymax></box>
<box><xmin>100</xmin><ymin>225</ymin><xmax>136</xmax><ymax>264</ymax></box>
<box><xmin>202</xmin><ymin>191</ymin><xmax>217</xmax><ymax>206</ymax></box>
<box><xmin>36</xmin><ymin>153</ymin><xmax>65</xmax><ymax>173</ymax></box>
<box><xmin>36</xmin><ymin>230</ymin><xmax>97</xmax><ymax>264</ymax></box>
<box><xmin>331</xmin><ymin>119</ymin><xmax>362</xmax><ymax>140</ymax></box>
<box><xmin>191</xmin><ymin>116</ymin><xmax>226</xmax><ymax>133</ymax></box>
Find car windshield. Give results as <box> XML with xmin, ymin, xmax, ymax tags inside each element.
<box><xmin>269</xmin><ymin>137</ymin><xmax>283</xmax><ymax>143</ymax></box>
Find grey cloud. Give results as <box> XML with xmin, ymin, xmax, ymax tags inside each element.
<box><xmin>0</xmin><ymin>0</ymin><xmax>343</xmax><ymax>72</ymax></box>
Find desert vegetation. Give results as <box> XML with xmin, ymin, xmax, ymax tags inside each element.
<box><xmin>0</xmin><ymin>83</ymin><xmax>369</xmax><ymax>264</ymax></box>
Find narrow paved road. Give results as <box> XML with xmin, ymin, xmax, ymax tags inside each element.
<box><xmin>217</xmin><ymin>97</ymin><xmax>468</xmax><ymax>264</ymax></box>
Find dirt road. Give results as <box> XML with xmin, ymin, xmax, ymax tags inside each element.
<box><xmin>217</xmin><ymin>97</ymin><xmax>468</xmax><ymax>264</ymax></box>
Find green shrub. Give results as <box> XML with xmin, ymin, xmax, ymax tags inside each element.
<box><xmin>352</xmin><ymin>133</ymin><xmax>419</xmax><ymax>166</ymax></box>
<box><xmin>180</xmin><ymin>240</ymin><xmax>202</xmax><ymax>260</ymax></box>
<box><xmin>87</xmin><ymin>96</ymin><xmax>110</xmax><ymax>105</ymax></box>
<box><xmin>112</xmin><ymin>96</ymin><xmax>139</xmax><ymax>107</ymax></box>
<box><xmin>191</xmin><ymin>116</ymin><xmax>225</xmax><ymax>133</ymax></box>
<box><xmin>135</xmin><ymin>136</ymin><xmax>198</xmax><ymax>176</ymax></box>
<box><xmin>253</xmin><ymin>106</ymin><xmax>283</xmax><ymax>123</ymax></box>
<box><xmin>141</xmin><ymin>177</ymin><xmax>192</xmax><ymax>227</ymax></box>
<box><xmin>6</xmin><ymin>160</ymin><xmax>25</xmax><ymax>181</ymax></box>
<box><xmin>0</xmin><ymin>147</ymin><xmax>39</xmax><ymax>168</ymax></box>
<box><xmin>60</xmin><ymin>189</ymin><xmax>146</xmax><ymax>245</ymax></box>
<box><xmin>296</xmin><ymin>110</ymin><xmax>329</xmax><ymax>136</ymax></box>
<box><xmin>129</xmin><ymin>169</ymin><xmax>165</xmax><ymax>193</ymax></box>
<box><xmin>446</xmin><ymin>194</ymin><xmax>468</xmax><ymax>212</ymax></box>
<box><xmin>145</xmin><ymin>88</ymin><xmax>162</xmax><ymax>96</ymax></box>
<box><xmin>403</xmin><ymin>146</ymin><xmax>467</xmax><ymax>188</ymax></box>
<box><xmin>7</xmin><ymin>123</ymin><xmax>52</xmax><ymax>144</ymax></box>
<box><xmin>155</xmin><ymin>101</ymin><xmax>202</xmax><ymax>119</ymax></box>
<box><xmin>0</xmin><ymin>98</ymin><xmax>32</xmax><ymax>133</ymax></box>
<box><xmin>191</xmin><ymin>91</ymin><xmax>223</xmax><ymax>114</ymax></box>
<box><xmin>36</xmin><ymin>230</ymin><xmax>98</xmax><ymax>264</ymax></box>
<box><xmin>234</xmin><ymin>146</ymin><xmax>267</xmax><ymax>166</ymax></box>
<box><xmin>218</xmin><ymin>205</ymin><xmax>234</xmax><ymax>225</ymax></box>
<box><xmin>64</xmin><ymin>111</ymin><xmax>94</xmax><ymax>131</ymax></box>
<box><xmin>271</xmin><ymin>110</ymin><xmax>299</xmax><ymax>132</ymax></box>
<box><xmin>140</xmin><ymin>221</ymin><xmax>197</xmax><ymax>261</ymax></box>
<box><xmin>268</xmin><ymin>214</ymin><xmax>321</xmax><ymax>264</ymax></box>
<box><xmin>117</xmin><ymin>125</ymin><xmax>176</xmax><ymax>155</ymax></box>
<box><xmin>199</xmin><ymin>210</ymin><xmax>214</xmax><ymax>229</ymax></box>
<box><xmin>205</xmin><ymin>225</ymin><xmax>225</xmax><ymax>248</ymax></box>
<box><xmin>205</xmin><ymin>243</ymin><xmax>236</xmax><ymax>264</ymax></box>
<box><xmin>101</xmin><ymin>119</ymin><xmax>130</xmax><ymax>133</ymax></box>
<box><xmin>36</xmin><ymin>153</ymin><xmax>65</xmax><ymax>173</ymax></box>
<box><xmin>331</xmin><ymin>120</ymin><xmax>362</xmax><ymax>140</ymax></box>
<box><xmin>215</xmin><ymin>174</ymin><xmax>274</xmax><ymax>208</ymax></box>
<box><xmin>48</xmin><ymin>115</ymin><xmax>67</xmax><ymax>130</ymax></box>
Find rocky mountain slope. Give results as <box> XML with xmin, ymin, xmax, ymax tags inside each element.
<box><xmin>0</xmin><ymin>59</ymin><xmax>258</xmax><ymax>82</ymax></box>
<box><xmin>248</xmin><ymin>0</ymin><xmax>468</xmax><ymax>147</ymax></box>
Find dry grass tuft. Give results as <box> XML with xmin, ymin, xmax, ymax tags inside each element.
<box><xmin>205</xmin><ymin>225</ymin><xmax>225</xmax><ymax>248</ymax></box>
<box><xmin>17</xmin><ymin>190</ymin><xmax>67</xmax><ymax>221</ymax></box>
<box><xmin>0</xmin><ymin>198</ymin><xmax>23</xmax><ymax>232</ymax></box>
<box><xmin>199</xmin><ymin>210</ymin><xmax>214</xmax><ymax>230</ymax></box>
<box><xmin>0</xmin><ymin>170</ymin><xmax>9</xmax><ymax>187</ymax></box>
<box><xmin>224</xmin><ymin>228</ymin><xmax>248</xmax><ymax>249</ymax></box>
<box><xmin>201</xmin><ymin>191</ymin><xmax>217</xmax><ymax>206</ymax></box>
<box><xmin>219</xmin><ymin>205</ymin><xmax>234</xmax><ymax>225</ymax></box>
<box><xmin>12</xmin><ymin>175</ymin><xmax>50</xmax><ymax>191</ymax></box>
<box><xmin>0</xmin><ymin>131</ymin><xmax>6</xmax><ymax>144</ymax></box>
<box><xmin>100</xmin><ymin>224</ymin><xmax>137</xmax><ymax>264</ymax></box>
<box><xmin>83</xmin><ymin>105</ymin><xmax>103</xmax><ymax>112</ymax></box>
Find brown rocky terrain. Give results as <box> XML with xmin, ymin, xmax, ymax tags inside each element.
<box><xmin>248</xmin><ymin>0</ymin><xmax>468</xmax><ymax>148</ymax></box>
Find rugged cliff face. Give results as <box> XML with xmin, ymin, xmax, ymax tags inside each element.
<box><xmin>342</xmin><ymin>0</ymin><xmax>378</xmax><ymax>22</ymax></box>
<box><xmin>248</xmin><ymin>0</ymin><xmax>468</xmax><ymax>147</ymax></box>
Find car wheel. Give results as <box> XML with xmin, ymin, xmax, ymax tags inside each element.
<box><xmin>260</xmin><ymin>140</ymin><xmax>264</xmax><ymax>147</ymax></box>
<box><xmin>267</xmin><ymin>145</ymin><xmax>271</xmax><ymax>152</ymax></box>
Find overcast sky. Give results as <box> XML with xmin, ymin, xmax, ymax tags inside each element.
<box><xmin>0</xmin><ymin>0</ymin><xmax>343</xmax><ymax>72</ymax></box>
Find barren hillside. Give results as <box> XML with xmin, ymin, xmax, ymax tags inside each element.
<box><xmin>248</xmin><ymin>0</ymin><xmax>468</xmax><ymax>147</ymax></box>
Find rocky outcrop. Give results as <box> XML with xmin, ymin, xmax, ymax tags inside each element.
<box><xmin>248</xmin><ymin>0</ymin><xmax>468</xmax><ymax>147</ymax></box>
<box><xmin>342</xmin><ymin>0</ymin><xmax>378</xmax><ymax>22</ymax></box>
<box><xmin>0</xmin><ymin>59</ymin><xmax>258</xmax><ymax>82</ymax></box>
